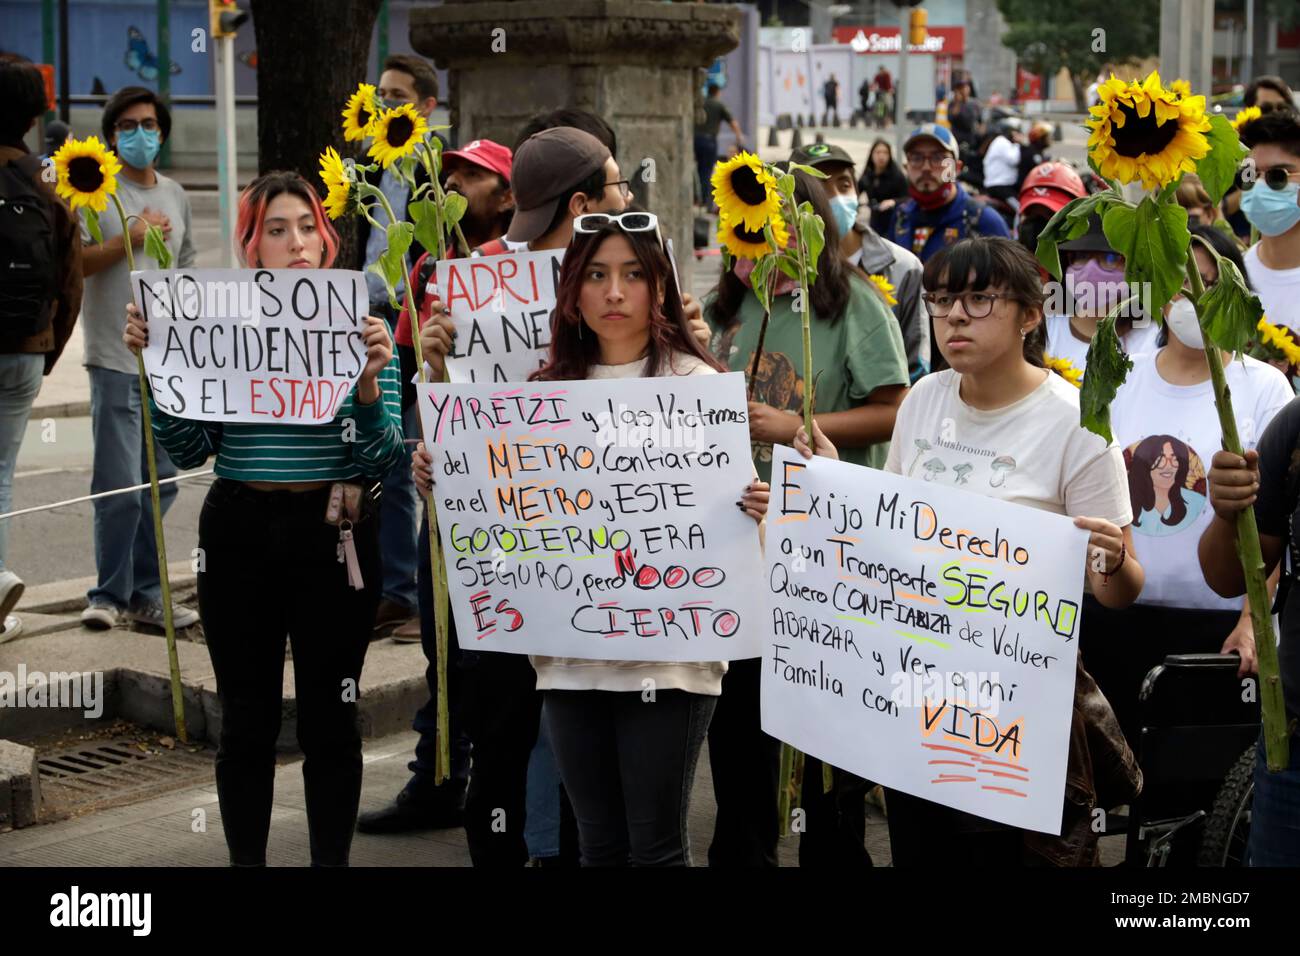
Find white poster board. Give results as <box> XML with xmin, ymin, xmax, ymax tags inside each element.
<box><xmin>762</xmin><ymin>445</ymin><xmax>1088</xmax><ymax>834</ymax></box>
<box><xmin>435</xmin><ymin>249</ymin><xmax>564</xmax><ymax>383</ymax></box>
<box><xmin>132</xmin><ymin>268</ymin><xmax>366</xmax><ymax>424</ymax></box>
<box><xmin>417</xmin><ymin>372</ymin><xmax>765</xmax><ymax>661</ymax></box>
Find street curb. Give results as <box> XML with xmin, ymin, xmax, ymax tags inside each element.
<box><xmin>20</xmin><ymin>563</ymin><xmax>199</xmax><ymax>615</ymax></box>
<box><xmin>29</xmin><ymin>401</ymin><xmax>91</xmax><ymax>421</ymax></box>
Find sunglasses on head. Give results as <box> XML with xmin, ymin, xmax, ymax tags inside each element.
<box><xmin>573</xmin><ymin>212</ymin><xmax>660</xmax><ymax>237</ymax></box>
<box><xmin>1236</xmin><ymin>165</ymin><xmax>1300</xmax><ymax>192</ymax></box>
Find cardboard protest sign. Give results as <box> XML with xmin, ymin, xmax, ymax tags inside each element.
<box><xmin>762</xmin><ymin>445</ymin><xmax>1088</xmax><ymax>834</ymax></box>
<box><xmin>417</xmin><ymin>372</ymin><xmax>765</xmax><ymax>661</ymax></box>
<box><xmin>132</xmin><ymin>268</ymin><xmax>367</xmax><ymax>424</ymax></box>
<box><xmin>435</xmin><ymin>249</ymin><xmax>564</xmax><ymax>383</ymax></box>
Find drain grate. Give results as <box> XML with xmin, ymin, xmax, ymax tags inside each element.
<box><xmin>37</xmin><ymin>739</ymin><xmax>214</xmax><ymax>813</ymax></box>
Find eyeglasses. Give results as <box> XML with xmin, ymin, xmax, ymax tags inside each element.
<box><xmin>1237</xmin><ymin>165</ymin><xmax>1300</xmax><ymax>192</ymax></box>
<box><xmin>574</xmin><ymin>211</ymin><xmax>659</xmax><ymax>236</ymax></box>
<box><xmin>605</xmin><ymin>179</ymin><xmax>632</xmax><ymax>199</ymax></box>
<box><xmin>1151</xmin><ymin>453</ymin><xmax>1180</xmax><ymax>469</ymax></box>
<box><xmin>1068</xmin><ymin>251</ymin><xmax>1125</xmax><ymax>271</ymax></box>
<box><xmin>114</xmin><ymin>119</ymin><xmax>160</xmax><ymax>133</ymax></box>
<box><xmin>906</xmin><ymin>152</ymin><xmax>950</xmax><ymax>169</ymax></box>
<box><xmin>922</xmin><ymin>291</ymin><xmax>1014</xmax><ymax>319</ymax></box>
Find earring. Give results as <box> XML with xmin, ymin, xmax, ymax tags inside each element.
<box><xmin>1020</xmin><ymin>329</ymin><xmax>1028</xmax><ymax>339</ymax></box>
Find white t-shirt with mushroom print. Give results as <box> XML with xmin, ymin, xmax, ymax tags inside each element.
<box><xmin>884</xmin><ymin>369</ymin><xmax>1133</xmax><ymax>529</ymax></box>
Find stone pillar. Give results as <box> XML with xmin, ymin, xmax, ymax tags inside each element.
<box><xmin>409</xmin><ymin>0</ymin><xmax>742</xmax><ymax>285</ymax></box>
<box><xmin>1160</xmin><ymin>0</ymin><xmax>1214</xmax><ymax>99</ymax></box>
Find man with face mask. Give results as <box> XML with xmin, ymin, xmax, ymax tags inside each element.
<box><xmin>79</xmin><ymin>86</ymin><xmax>197</xmax><ymax>633</ymax></box>
<box><xmin>791</xmin><ymin>142</ymin><xmax>928</xmax><ymax>381</ymax></box>
<box><xmin>1240</xmin><ymin>111</ymin><xmax>1300</xmax><ymax>336</ymax></box>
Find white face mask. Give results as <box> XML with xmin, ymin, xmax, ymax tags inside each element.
<box><xmin>1165</xmin><ymin>296</ymin><xmax>1204</xmax><ymax>349</ymax></box>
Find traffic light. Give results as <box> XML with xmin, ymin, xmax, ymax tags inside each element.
<box><xmin>210</xmin><ymin>0</ymin><xmax>248</xmax><ymax>39</ymax></box>
<box><xmin>909</xmin><ymin>8</ymin><xmax>928</xmax><ymax>47</ymax></box>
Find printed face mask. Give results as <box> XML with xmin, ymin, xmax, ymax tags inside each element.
<box><xmin>1065</xmin><ymin>258</ymin><xmax>1121</xmax><ymax>313</ymax></box>
<box><xmin>116</xmin><ymin>127</ymin><xmax>161</xmax><ymax>169</ymax></box>
<box><xmin>1240</xmin><ymin>181</ymin><xmax>1300</xmax><ymax>237</ymax></box>
<box><xmin>1164</xmin><ymin>296</ymin><xmax>1204</xmax><ymax>349</ymax></box>
<box><xmin>830</xmin><ymin>193</ymin><xmax>858</xmax><ymax>237</ymax></box>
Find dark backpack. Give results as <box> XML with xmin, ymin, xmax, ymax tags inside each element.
<box><xmin>0</xmin><ymin>154</ymin><xmax>58</xmax><ymax>339</ymax></box>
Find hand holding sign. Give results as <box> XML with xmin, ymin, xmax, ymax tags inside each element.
<box><xmin>418</xmin><ymin>296</ymin><xmax>456</xmax><ymax>382</ymax></box>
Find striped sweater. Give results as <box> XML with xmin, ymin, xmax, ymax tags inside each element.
<box><xmin>148</xmin><ymin>357</ymin><xmax>406</xmax><ymax>481</ymax></box>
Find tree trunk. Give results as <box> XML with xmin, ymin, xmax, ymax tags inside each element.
<box><xmin>250</xmin><ymin>0</ymin><xmax>382</xmax><ymax>265</ymax></box>
<box><xmin>1069</xmin><ymin>70</ymin><xmax>1088</xmax><ymax>112</ymax></box>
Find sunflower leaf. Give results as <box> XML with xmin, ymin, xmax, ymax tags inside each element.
<box><xmin>1079</xmin><ymin>315</ymin><xmax>1135</xmax><ymax>442</ymax></box>
<box><xmin>787</xmin><ymin>162</ymin><xmax>828</xmax><ymax>180</ymax></box>
<box><xmin>442</xmin><ymin>191</ymin><xmax>468</xmax><ymax>228</ymax></box>
<box><xmin>143</xmin><ymin>225</ymin><xmax>172</xmax><ymax>269</ymax></box>
<box><xmin>368</xmin><ymin>262</ymin><xmax>399</xmax><ymax>311</ymax></box>
<box><xmin>409</xmin><ymin>198</ymin><xmax>442</xmax><ymax>259</ymax></box>
<box><xmin>750</xmin><ymin>255</ymin><xmax>776</xmax><ymax>312</ymax></box>
<box><xmin>797</xmin><ymin>204</ymin><xmax>825</xmax><ymax>282</ymax></box>
<box><xmin>378</xmin><ymin>221</ymin><xmax>415</xmax><ymax>292</ymax></box>
<box><xmin>1196</xmin><ymin>113</ymin><xmax>1249</xmax><ymax>206</ymax></box>
<box><xmin>776</xmin><ymin>255</ymin><xmax>801</xmax><ymax>280</ymax></box>
<box><xmin>84</xmin><ymin>209</ymin><xmax>103</xmax><ymax>246</ymax></box>
<box><xmin>1102</xmin><ymin>198</ymin><xmax>1188</xmax><ymax>318</ymax></box>
<box><xmin>777</xmin><ymin>173</ymin><xmax>796</xmax><ymax>198</ymax></box>
<box><xmin>1034</xmin><ymin>193</ymin><xmax>1122</xmax><ymax>280</ymax></box>
<box><xmin>1199</xmin><ymin>254</ymin><xmax>1263</xmax><ymax>354</ymax></box>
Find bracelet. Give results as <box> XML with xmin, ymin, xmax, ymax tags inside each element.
<box><xmin>1102</xmin><ymin>543</ymin><xmax>1127</xmax><ymax>585</ymax></box>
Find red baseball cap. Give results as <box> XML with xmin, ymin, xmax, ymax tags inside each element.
<box><xmin>442</xmin><ymin>138</ymin><xmax>512</xmax><ymax>182</ymax></box>
<box><xmin>1018</xmin><ymin>162</ymin><xmax>1086</xmax><ymax>217</ymax></box>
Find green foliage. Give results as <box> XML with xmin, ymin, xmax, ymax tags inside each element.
<box><xmin>374</xmin><ymin>221</ymin><xmax>415</xmax><ymax>307</ymax></box>
<box><xmin>1034</xmin><ymin>193</ymin><xmax>1122</xmax><ymax>280</ymax></box>
<box><xmin>1079</xmin><ymin>315</ymin><xmax>1135</xmax><ymax>442</ymax></box>
<box><xmin>84</xmin><ymin>209</ymin><xmax>102</xmax><ymax>246</ymax></box>
<box><xmin>996</xmin><ymin>0</ymin><xmax>1161</xmax><ymax>81</ymax></box>
<box><xmin>409</xmin><ymin>197</ymin><xmax>441</xmax><ymax>258</ymax></box>
<box><xmin>1196</xmin><ymin>114</ymin><xmax>1249</xmax><ymax>205</ymax></box>
<box><xmin>796</xmin><ymin>201</ymin><xmax>825</xmax><ymax>281</ymax></box>
<box><xmin>1199</xmin><ymin>252</ymin><xmax>1263</xmax><ymax>355</ymax></box>
<box><xmin>1102</xmin><ymin>198</ymin><xmax>1189</xmax><ymax>317</ymax></box>
<box><xmin>143</xmin><ymin>224</ymin><xmax>172</xmax><ymax>270</ymax></box>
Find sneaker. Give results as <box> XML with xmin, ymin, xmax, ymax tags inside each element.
<box><xmin>374</xmin><ymin>597</ymin><xmax>416</xmax><ymax>633</ymax></box>
<box><xmin>0</xmin><ymin>614</ymin><xmax>22</xmax><ymax>644</ymax></box>
<box><xmin>82</xmin><ymin>600</ymin><xmax>121</xmax><ymax>630</ymax></box>
<box><xmin>390</xmin><ymin>618</ymin><xmax>422</xmax><ymax>644</ymax></box>
<box><xmin>0</xmin><ymin>570</ymin><xmax>24</xmax><ymax>623</ymax></box>
<box><xmin>127</xmin><ymin>601</ymin><xmax>200</xmax><ymax>630</ymax></box>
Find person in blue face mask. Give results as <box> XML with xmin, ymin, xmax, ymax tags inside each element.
<box><xmin>790</xmin><ymin>142</ymin><xmax>930</xmax><ymax>382</ymax></box>
<box><xmin>78</xmin><ymin>85</ymin><xmax>197</xmax><ymax>634</ymax></box>
<box><xmin>1240</xmin><ymin>110</ymin><xmax>1300</xmax><ymax>341</ymax></box>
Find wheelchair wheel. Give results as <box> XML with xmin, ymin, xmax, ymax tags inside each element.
<box><xmin>1198</xmin><ymin>745</ymin><xmax>1255</xmax><ymax>867</ymax></box>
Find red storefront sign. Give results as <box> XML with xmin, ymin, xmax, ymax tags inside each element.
<box><xmin>832</xmin><ymin>25</ymin><xmax>965</xmax><ymax>56</ymax></box>
<box><xmin>1016</xmin><ymin>66</ymin><xmax>1042</xmax><ymax>99</ymax></box>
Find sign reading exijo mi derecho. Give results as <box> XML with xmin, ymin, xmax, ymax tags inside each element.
<box><xmin>417</xmin><ymin>372</ymin><xmax>765</xmax><ymax>661</ymax></box>
<box><xmin>435</xmin><ymin>249</ymin><xmax>564</xmax><ymax>383</ymax></box>
<box><xmin>763</xmin><ymin>446</ymin><xmax>1089</xmax><ymax>834</ymax></box>
<box><xmin>132</xmin><ymin>269</ymin><xmax>367</xmax><ymax>424</ymax></box>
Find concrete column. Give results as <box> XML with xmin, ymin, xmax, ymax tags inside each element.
<box><xmin>1160</xmin><ymin>0</ymin><xmax>1214</xmax><ymax>96</ymax></box>
<box><xmin>410</xmin><ymin>0</ymin><xmax>743</xmax><ymax>287</ymax></box>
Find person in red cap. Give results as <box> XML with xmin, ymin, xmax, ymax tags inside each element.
<box><xmin>1015</xmin><ymin>161</ymin><xmax>1086</xmax><ymax>261</ymax></box>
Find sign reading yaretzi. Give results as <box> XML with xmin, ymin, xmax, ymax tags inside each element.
<box><xmin>132</xmin><ymin>268</ymin><xmax>367</xmax><ymax>424</ymax></box>
<box><xmin>417</xmin><ymin>372</ymin><xmax>765</xmax><ymax>661</ymax></box>
<box><xmin>762</xmin><ymin>446</ymin><xmax>1088</xmax><ymax>834</ymax></box>
<box><xmin>435</xmin><ymin>249</ymin><xmax>564</xmax><ymax>383</ymax></box>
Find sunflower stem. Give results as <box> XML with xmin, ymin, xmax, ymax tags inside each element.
<box><xmin>747</xmin><ymin>266</ymin><xmax>779</xmax><ymax>401</ymax></box>
<box><xmin>1185</xmin><ymin>255</ymin><xmax>1291</xmax><ymax>772</ymax></box>
<box><xmin>109</xmin><ymin>193</ymin><xmax>187</xmax><ymax>744</ymax></box>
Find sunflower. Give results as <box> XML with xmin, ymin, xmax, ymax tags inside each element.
<box><xmin>1254</xmin><ymin>316</ymin><xmax>1300</xmax><ymax>366</ymax></box>
<box><xmin>1044</xmin><ymin>353</ymin><xmax>1084</xmax><ymax>388</ymax></box>
<box><xmin>51</xmin><ymin>136</ymin><xmax>121</xmax><ymax>213</ymax></box>
<box><xmin>1232</xmin><ymin>105</ymin><xmax>1262</xmax><ymax>132</ymax></box>
<box><xmin>711</xmin><ymin>152</ymin><xmax>781</xmax><ymax>232</ymax></box>
<box><xmin>342</xmin><ymin>83</ymin><xmax>379</xmax><ymax>141</ymax></box>
<box><xmin>318</xmin><ymin>146</ymin><xmax>357</xmax><ymax>221</ymax></box>
<box><xmin>367</xmin><ymin>104</ymin><xmax>429</xmax><ymax>169</ymax></box>
<box><xmin>1085</xmin><ymin>70</ymin><xmax>1213</xmax><ymax>190</ymax></box>
<box><xmin>718</xmin><ymin>213</ymin><xmax>789</xmax><ymax>261</ymax></box>
<box><xmin>867</xmin><ymin>273</ymin><xmax>898</xmax><ymax>306</ymax></box>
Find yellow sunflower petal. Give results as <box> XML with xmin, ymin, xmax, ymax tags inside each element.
<box><xmin>711</xmin><ymin>151</ymin><xmax>781</xmax><ymax>232</ymax></box>
<box><xmin>52</xmin><ymin>135</ymin><xmax>122</xmax><ymax>214</ymax></box>
<box><xmin>366</xmin><ymin>104</ymin><xmax>429</xmax><ymax>169</ymax></box>
<box><xmin>342</xmin><ymin>83</ymin><xmax>379</xmax><ymax>142</ymax></box>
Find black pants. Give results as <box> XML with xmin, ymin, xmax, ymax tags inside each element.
<box><xmin>545</xmin><ymin>689</ymin><xmax>716</xmax><ymax>866</ymax></box>
<box><xmin>706</xmin><ymin>657</ymin><xmax>782</xmax><ymax>866</ymax></box>
<box><xmin>885</xmin><ymin>789</ymin><xmax>1024</xmax><ymax>866</ymax></box>
<box><xmin>197</xmin><ymin>479</ymin><xmax>380</xmax><ymax>866</ymax></box>
<box><xmin>799</xmin><ymin>759</ymin><xmax>874</xmax><ymax>867</ymax></box>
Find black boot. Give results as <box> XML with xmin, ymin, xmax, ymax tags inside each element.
<box><xmin>356</xmin><ymin>788</ymin><xmax>463</xmax><ymax>834</ymax></box>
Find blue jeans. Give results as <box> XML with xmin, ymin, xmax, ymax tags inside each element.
<box><xmin>1248</xmin><ymin>729</ymin><xmax>1300</xmax><ymax>866</ymax></box>
<box><xmin>0</xmin><ymin>354</ymin><xmax>44</xmax><ymax>569</ymax></box>
<box><xmin>524</xmin><ymin>719</ymin><xmax>565</xmax><ymax>858</ymax></box>
<box><xmin>694</xmin><ymin>134</ymin><xmax>718</xmax><ymax>208</ymax></box>
<box><xmin>87</xmin><ymin>366</ymin><xmax>178</xmax><ymax>609</ymax></box>
<box><xmin>379</xmin><ymin>402</ymin><xmax>419</xmax><ymax>610</ymax></box>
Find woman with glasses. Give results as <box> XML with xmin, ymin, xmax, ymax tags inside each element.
<box><xmin>1044</xmin><ymin>214</ymin><xmax>1160</xmax><ymax>372</ymax></box>
<box><xmin>1081</xmin><ymin>225</ymin><xmax>1294</xmax><ymax>745</ymax></box>
<box><xmin>795</xmin><ymin>237</ymin><xmax>1144</xmax><ymax>866</ymax></box>
<box><xmin>414</xmin><ymin>211</ymin><xmax>769</xmax><ymax>866</ymax></box>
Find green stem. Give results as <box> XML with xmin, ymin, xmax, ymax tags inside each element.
<box><xmin>110</xmin><ymin>194</ymin><xmax>187</xmax><ymax>744</ymax></box>
<box><xmin>790</xmin><ymin>200</ymin><xmax>814</xmax><ymax>439</ymax></box>
<box><xmin>1186</xmin><ymin>256</ymin><xmax>1291</xmax><ymax>771</ymax></box>
<box><xmin>418</xmin><ymin>141</ymin><xmax>470</xmax><ymax>257</ymax></box>
<box><xmin>776</xmin><ymin>742</ymin><xmax>795</xmax><ymax>836</ymax></box>
<box><xmin>747</xmin><ymin>265</ymin><xmax>779</xmax><ymax>401</ymax></box>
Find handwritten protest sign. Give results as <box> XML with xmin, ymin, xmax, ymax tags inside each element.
<box><xmin>417</xmin><ymin>371</ymin><xmax>765</xmax><ymax>661</ymax></box>
<box><xmin>435</xmin><ymin>249</ymin><xmax>564</xmax><ymax>383</ymax></box>
<box><xmin>132</xmin><ymin>268</ymin><xmax>367</xmax><ymax>424</ymax></box>
<box><xmin>762</xmin><ymin>445</ymin><xmax>1088</xmax><ymax>833</ymax></box>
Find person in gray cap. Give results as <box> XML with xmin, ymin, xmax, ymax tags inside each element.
<box><xmin>505</xmin><ymin>126</ymin><xmax>629</xmax><ymax>250</ymax></box>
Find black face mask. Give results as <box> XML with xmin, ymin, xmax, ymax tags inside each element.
<box><xmin>1017</xmin><ymin>215</ymin><xmax>1049</xmax><ymax>256</ymax></box>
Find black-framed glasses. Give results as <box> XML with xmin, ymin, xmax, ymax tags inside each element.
<box><xmin>922</xmin><ymin>291</ymin><xmax>1014</xmax><ymax>319</ymax></box>
<box><xmin>604</xmin><ymin>179</ymin><xmax>632</xmax><ymax>199</ymax></box>
<box><xmin>1237</xmin><ymin>165</ymin><xmax>1300</xmax><ymax>191</ymax></box>
<box><xmin>114</xmin><ymin>118</ymin><xmax>160</xmax><ymax>133</ymax></box>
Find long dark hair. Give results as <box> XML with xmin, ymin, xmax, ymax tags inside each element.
<box><xmin>707</xmin><ymin>168</ymin><xmax>856</xmax><ymax>329</ymax></box>
<box><xmin>1128</xmin><ymin>434</ymin><xmax>1191</xmax><ymax>528</ymax></box>
<box><xmin>923</xmin><ymin>237</ymin><xmax>1047</xmax><ymax>367</ymax></box>
<box><xmin>531</xmin><ymin>222</ymin><xmax>724</xmax><ymax>382</ymax></box>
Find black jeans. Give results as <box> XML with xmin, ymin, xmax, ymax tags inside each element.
<box><xmin>706</xmin><ymin>657</ymin><xmax>782</xmax><ymax>866</ymax></box>
<box><xmin>197</xmin><ymin>479</ymin><xmax>380</xmax><ymax>866</ymax></box>
<box><xmin>799</xmin><ymin>759</ymin><xmax>874</xmax><ymax>867</ymax></box>
<box><xmin>405</xmin><ymin>510</ymin><xmax>471</xmax><ymax>809</ymax></box>
<box><xmin>544</xmin><ymin>689</ymin><xmax>716</xmax><ymax>866</ymax></box>
<box><xmin>885</xmin><ymin>789</ymin><xmax>1024</xmax><ymax>866</ymax></box>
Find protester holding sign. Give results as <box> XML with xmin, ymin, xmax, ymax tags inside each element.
<box><xmin>123</xmin><ymin>171</ymin><xmax>404</xmax><ymax>867</ymax></box>
<box><xmin>702</xmin><ymin>168</ymin><xmax>909</xmax><ymax>867</ymax></box>
<box><xmin>795</xmin><ymin>237</ymin><xmax>1143</xmax><ymax>866</ymax></box>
